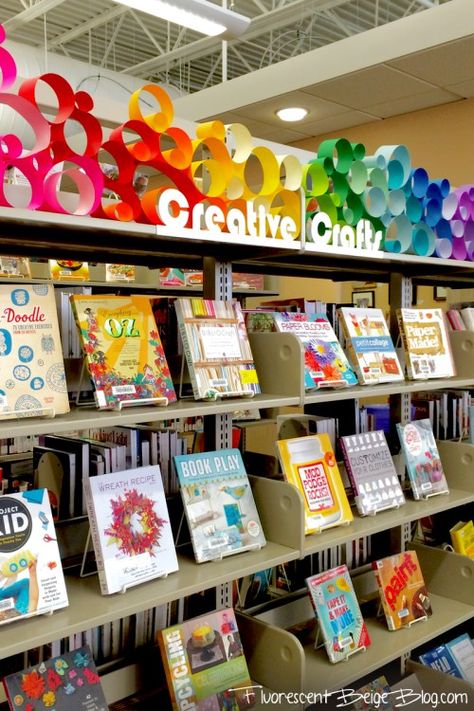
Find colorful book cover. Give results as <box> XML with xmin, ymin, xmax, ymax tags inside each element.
<box><xmin>0</xmin><ymin>489</ymin><xmax>68</xmax><ymax>626</ymax></box>
<box><xmin>174</xmin><ymin>299</ymin><xmax>260</xmax><ymax>400</ymax></box>
<box><xmin>419</xmin><ymin>643</ymin><xmax>463</xmax><ymax>678</ymax></box>
<box><xmin>397</xmin><ymin>308</ymin><xmax>455</xmax><ymax>379</ymax></box>
<box><xmin>49</xmin><ymin>260</ymin><xmax>90</xmax><ymax>281</ymax></box>
<box><xmin>70</xmin><ymin>294</ymin><xmax>176</xmax><ymax>409</ymax></box>
<box><xmin>3</xmin><ymin>644</ymin><xmax>108</xmax><ymax>710</ymax></box>
<box><xmin>445</xmin><ymin>634</ymin><xmax>474</xmax><ymax>683</ymax></box>
<box><xmin>276</xmin><ymin>434</ymin><xmax>353</xmax><ymax>535</ymax></box>
<box><xmin>157</xmin><ymin>607</ymin><xmax>255</xmax><ymax>710</ymax></box>
<box><xmin>0</xmin><ymin>284</ymin><xmax>69</xmax><ymax>419</ymax></box>
<box><xmin>340</xmin><ymin>430</ymin><xmax>405</xmax><ymax>515</ymax></box>
<box><xmin>338</xmin><ymin>307</ymin><xmax>403</xmax><ymax>385</ymax></box>
<box><xmin>396</xmin><ymin>419</ymin><xmax>449</xmax><ymax>500</ymax></box>
<box><xmin>305</xmin><ymin>564</ymin><xmax>371</xmax><ymax>663</ymax></box>
<box><xmin>353</xmin><ymin>676</ymin><xmax>394</xmax><ymax>710</ymax></box>
<box><xmin>174</xmin><ymin>449</ymin><xmax>266</xmax><ymax>563</ymax></box>
<box><xmin>450</xmin><ymin>520</ymin><xmax>474</xmax><ymax>558</ymax></box>
<box><xmin>372</xmin><ymin>551</ymin><xmax>432</xmax><ymax>631</ymax></box>
<box><xmin>0</xmin><ymin>257</ymin><xmax>31</xmax><ymax>278</ymax></box>
<box><xmin>83</xmin><ymin>465</ymin><xmax>179</xmax><ymax>595</ymax></box>
<box><xmin>105</xmin><ymin>264</ymin><xmax>135</xmax><ymax>282</ymax></box>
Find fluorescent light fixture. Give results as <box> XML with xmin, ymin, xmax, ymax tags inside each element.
<box><xmin>114</xmin><ymin>0</ymin><xmax>251</xmax><ymax>38</ymax></box>
<box><xmin>276</xmin><ymin>107</ymin><xmax>308</xmax><ymax>122</ymax></box>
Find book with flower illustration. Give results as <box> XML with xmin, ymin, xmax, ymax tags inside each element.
<box><xmin>157</xmin><ymin>607</ymin><xmax>256</xmax><ymax>711</ymax></box>
<box><xmin>246</xmin><ymin>311</ymin><xmax>357</xmax><ymax>390</ymax></box>
<box><xmin>174</xmin><ymin>298</ymin><xmax>260</xmax><ymax>400</ymax></box>
<box><xmin>305</xmin><ymin>564</ymin><xmax>371</xmax><ymax>663</ymax></box>
<box><xmin>396</xmin><ymin>419</ymin><xmax>449</xmax><ymax>500</ymax></box>
<box><xmin>3</xmin><ymin>644</ymin><xmax>108</xmax><ymax>710</ymax></box>
<box><xmin>70</xmin><ymin>294</ymin><xmax>176</xmax><ymax>410</ymax></box>
<box><xmin>49</xmin><ymin>260</ymin><xmax>90</xmax><ymax>281</ymax></box>
<box><xmin>397</xmin><ymin>308</ymin><xmax>455</xmax><ymax>379</ymax></box>
<box><xmin>83</xmin><ymin>465</ymin><xmax>178</xmax><ymax>595</ymax></box>
<box><xmin>338</xmin><ymin>307</ymin><xmax>403</xmax><ymax>385</ymax></box>
<box><xmin>373</xmin><ymin>551</ymin><xmax>432</xmax><ymax>631</ymax></box>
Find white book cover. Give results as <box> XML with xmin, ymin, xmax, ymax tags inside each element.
<box><xmin>84</xmin><ymin>465</ymin><xmax>179</xmax><ymax>595</ymax></box>
<box><xmin>398</xmin><ymin>308</ymin><xmax>455</xmax><ymax>379</ymax></box>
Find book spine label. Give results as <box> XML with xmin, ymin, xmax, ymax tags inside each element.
<box><xmin>396</xmin><ymin>312</ymin><xmax>414</xmax><ymax>379</ymax></box>
<box><xmin>339</xmin><ymin>439</ymin><xmax>359</xmax><ymax>500</ymax></box>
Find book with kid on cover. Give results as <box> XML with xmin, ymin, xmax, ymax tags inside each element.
<box><xmin>397</xmin><ymin>308</ymin><xmax>455</xmax><ymax>379</ymax></box>
<box><xmin>276</xmin><ymin>434</ymin><xmax>353</xmax><ymax>535</ymax></box>
<box><xmin>306</xmin><ymin>564</ymin><xmax>371</xmax><ymax>663</ymax></box>
<box><xmin>174</xmin><ymin>449</ymin><xmax>266</xmax><ymax>563</ymax></box>
<box><xmin>396</xmin><ymin>419</ymin><xmax>449</xmax><ymax>500</ymax></box>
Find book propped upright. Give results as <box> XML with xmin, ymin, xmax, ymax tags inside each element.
<box><xmin>396</xmin><ymin>419</ymin><xmax>449</xmax><ymax>500</ymax></box>
<box><xmin>397</xmin><ymin>308</ymin><xmax>455</xmax><ymax>379</ymax></box>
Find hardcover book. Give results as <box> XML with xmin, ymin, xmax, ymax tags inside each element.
<box><xmin>3</xmin><ymin>644</ymin><xmax>108</xmax><ymax>710</ymax></box>
<box><xmin>419</xmin><ymin>643</ymin><xmax>463</xmax><ymax>678</ymax></box>
<box><xmin>372</xmin><ymin>551</ymin><xmax>432</xmax><ymax>631</ymax></box>
<box><xmin>340</xmin><ymin>430</ymin><xmax>405</xmax><ymax>515</ymax></box>
<box><xmin>70</xmin><ymin>294</ymin><xmax>176</xmax><ymax>409</ymax></box>
<box><xmin>276</xmin><ymin>434</ymin><xmax>353</xmax><ymax>535</ymax></box>
<box><xmin>174</xmin><ymin>298</ymin><xmax>260</xmax><ymax>400</ymax></box>
<box><xmin>0</xmin><ymin>489</ymin><xmax>68</xmax><ymax>626</ymax></box>
<box><xmin>83</xmin><ymin>465</ymin><xmax>179</xmax><ymax>595</ymax></box>
<box><xmin>396</xmin><ymin>419</ymin><xmax>449</xmax><ymax>500</ymax></box>
<box><xmin>157</xmin><ymin>607</ymin><xmax>255</xmax><ymax>710</ymax></box>
<box><xmin>338</xmin><ymin>307</ymin><xmax>403</xmax><ymax>385</ymax></box>
<box><xmin>0</xmin><ymin>284</ymin><xmax>69</xmax><ymax>419</ymax></box>
<box><xmin>174</xmin><ymin>449</ymin><xmax>266</xmax><ymax>563</ymax></box>
<box><xmin>397</xmin><ymin>308</ymin><xmax>455</xmax><ymax>379</ymax></box>
<box><xmin>305</xmin><ymin>564</ymin><xmax>371</xmax><ymax>663</ymax></box>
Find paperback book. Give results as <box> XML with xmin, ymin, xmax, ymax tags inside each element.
<box><xmin>396</xmin><ymin>419</ymin><xmax>449</xmax><ymax>500</ymax></box>
<box><xmin>83</xmin><ymin>465</ymin><xmax>179</xmax><ymax>595</ymax></box>
<box><xmin>306</xmin><ymin>564</ymin><xmax>371</xmax><ymax>663</ymax></box>
<box><xmin>105</xmin><ymin>263</ymin><xmax>135</xmax><ymax>282</ymax></box>
<box><xmin>373</xmin><ymin>551</ymin><xmax>432</xmax><ymax>631</ymax></box>
<box><xmin>397</xmin><ymin>308</ymin><xmax>455</xmax><ymax>379</ymax></box>
<box><xmin>450</xmin><ymin>520</ymin><xmax>474</xmax><ymax>558</ymax></box>
<box><xmin>49</xmin><ymin>260</ymin><xmax>90</xmax><ymax>281</ymax></box>
<box><xmin>446</xmin><ymin>633</ymin><xmax>474</xmax><ymax>683</ymax></box>
<box><xmin>0</xmin><ymin>256</ymin><xmax>31</xmax><ymax>278</ymax></box>
<box><xmin>419</xmin><ymin>643</ymin><xmax>463</xmax><ymax>678</ymax></box>
<box><xmin>174</xmin><ymin>449</ymin><xmax>266</xmax><ymax>563</ymax></box>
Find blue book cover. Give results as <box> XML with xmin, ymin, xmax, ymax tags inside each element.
<box><xmin>446</xmin><ymin>633</ymin><xmax>474</xmax><ymax>683</ymax></box>
<box><xmin>396</xmin><ymin>419</ymin><xmax>449</xmax><ymax>500</ymax></box>
<box><xmin>419</xmin><ymin>644</ymin><xmax>463</xmax><ymax>678</ymax></box>
<box><xmin>174</xmin><ymin>449</ymin><xmax>266</xmax><ymax>563</ymax></box>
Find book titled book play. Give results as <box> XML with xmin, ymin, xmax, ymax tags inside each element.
<box><xmin>276</xmin><ymin>433</ymin><xmax>353</xmax><ymax>535</ymax></box>
<box><xmin>157</xmin><ymin>607</ymin><xmax>255</xmax><ymax>711</ymax></box>
<box><xmin>396</xmin><ymin>419</ymin><xmax>449</xmax><ymax>500</ymax></box>
<box><xmin>0</xmin><ymin>284</ymin><xmax>69</xmax><ymax>419</ymax></box>
<box><xmin>306</xmin><ymin>564</ymin><xmax>371</xmax><ymax>663</ymax></box>
<box><xmin>340</xmin><ymin>430</ymin><xmax>405</xmax><ymax>515</ymax></box>
<box><xmin>397</xmin><ymin>308</ymin><xmax>455</xmax><ymax>379</ymax></box>
<box><xmin>3</xmin><ymin>644</ymin><xmax>107</xmax><ymax>710</ymax></box>
<box><xmin>338</xmin><ymin>307</ymin><xmax>403</xmax><ymax>385</ymax></box>
<box><xmin>174</xmin><ymin>449</ymin><xmax>266</xmax><ymax>563</ymax></box>
<box><xmin>70</xmin><ymin>294</ymin><xmax>176</xmax><ymax>409</ymax></box>
<box><xmin>0</xmin><ymin>489</ymin><xmax>68</xmax><ymax>626</ymax></box>
<box><xmin>174</xmin><ymin>299</ymin><xmax>260</xmax><ymax>400</ymax></box>
<box><xmin>83</xmin><ymin>465</ymin><xmax>178</xmax><ymax>595</ymax></box>
<box><xmin>372</xmin><ymin>551</ymin><xmax>432</xmax><ymax>631</ymax></box>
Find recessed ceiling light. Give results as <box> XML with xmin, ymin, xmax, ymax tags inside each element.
<box><xmin>276</xmin><ymin>107</ymin><xmax>308</xmax><ymax>122</ymax></box>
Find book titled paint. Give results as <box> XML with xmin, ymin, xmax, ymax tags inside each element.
<box><xmin>373</xmin><ymin>551</ymin><xmax>432</xmax><ymax>631</ymax></box>
<box><xmin>3</xmin><ymin>645</ymin><xmax>107</xmax><ymax>710</ymax></box>
<box><xmin>276</xmin><ymin>434</ymin><xmax>353</xmax><ymax>535</ymax></box>
<box><xmin>338</xmin><ymin>307</ymin><xmax>403</xmax><ymax>385</ymax></box>
<box><xmin>397</xmin><ymin>308</ymin><xmax>455</xmax><ymax>379</ymax></box>
<box><xmin>174</xmin><ymin>449</ymin><xmax>266</xmax><ymax>563</ymax></box>
<box><xmin>0</xmin><ymin>489</ymin><xmax>68</xmax><ymax>625</ymax></box>
<box><xmin>83</xmin><ymin>465</ymin><xmax>178</xmax><ymax>595</ymax></box>
<box><xmin>157</xmin><ymin>607</ymin><xmax>255</xmax><ymax>711</ymax></box>
<box><xmin>174</xmin><ymin>299</ymin><xmax>260</xmax><ymax>400</ymax></box>
<box><xmin>306</xmin><ymin>565</ymin><xmax>371</xmax><ymax>663</ymax></box>
<box><xmin>396</xmin><ymin>419</ymin><xmax>449</xmax><ymax>500</ymax></box>
<box><xmin>0</xmin><ymin>284</ymin><xmax>69</xmax><ymax>419</ymax></box>
<box><xmin>70</xmin><ymin>294</ymin><xmax>176</xmax><ymax>409</ymax></box>
<box><xmin>340</xmin><ymin>430</ymin><xmax>405</xmax><ymax>515</ymax></box>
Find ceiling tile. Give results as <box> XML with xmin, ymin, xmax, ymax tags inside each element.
<box><xmin>229</xmin><ymin>91</ymin><xmax>351</xmax><ymax>125</ymax></box>
<box><xmin>261</xmin><ymin>126</ymin><xmax>308</xmax><ymax>143</ymax></box>
<box><xmin>299</xmin><ymin>111</ymin><xmax>380</xmax><ymax>137</ymax></box>
<box><xmin>389</xmin><ymin>36</ymin><xmax>474</xmax><ymax>87</ymax></box>
<box><xmin>365</xmin><ymin>88</ymin><xmax>459</xmax><ymax>118</ymax></box>
<box><xmin>445</xmin><ymin>79</ymin><xmax>474</xmax><ymax>98</ymax></box>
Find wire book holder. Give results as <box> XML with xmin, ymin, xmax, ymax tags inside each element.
<box><xmin>365</xmin><ymin>501</ymin><xmax>401</xmax><ymax>517</ymax></box>
<box><xmin>376</xmin><ymin>601</ymin><xmax>429</xmax><ymax>628</ymax></box>
<box><xmin>313</xmin><ymin>624</ymin><xmax>367</xmax><ymax>660</ymax></box>
<box><xmin>75</xmin><ymin>359</ymin><xmax>168</xmax><ymax>409</ymax></box>
<box><xmin>178</xmin><ymin>353</ymin><xmax>256</xmax><ymax>401</ymax></box>
<box><xmin>422</xmin><ymin>488</ymin><xmax>450</xmax><ymax>500</ymax></box>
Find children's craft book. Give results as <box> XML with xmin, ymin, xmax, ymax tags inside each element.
<box><xmin>306</xmin><ymin>564</ymin><xmax>371</xmax><ymax>663</ymax></box>
<box><xmin>0</xmin><ymin>489</ymin><xmax>68</xmax><ymax>626</ymax></box>
<box><xmin>338</xmin><ymin>307</ymin><xmax>403</xmax><ymax>385</ymax></box>
<box><xmin>397</xmin><ymin>308</ymin><xmax>455</xmax><ymax>379</ymax></box>
<box><xmin>276</xmin><ymin>433</ymin><xmax>353</xmax><ymax>534</ymax></box>
<box><xmin>0</xmin><ymin>284</ymin><xmax>69</xmax><ymax>419</ymax></box>
<box><xmin>157</xmin><ymin>607</ymin><xmax>255</xmax><ymax>710</ymax></box>
<box><xmin>3</xmin><ymin>644</ymin><xmax>108</xmax><ymax>710</ymax></box>
<box><xmin>396</xmin><ymin>419</ymin><xmax>449</xmax><ymax>500</ymax></box>
<box><xmin>246</xmin><ymin>311</ymin><xmax>358</xmax><ymax>390</ymax></box>
<box><xmin>83</xmin><ymin>465</ymin><xmax>178</xmax><ymax>595</ymax></box>
<box><xmin>70</xmin><ymin>294</ymin><xmax>176</xmax><ymax>409</ymax></box>
<box><xmin>372</xmin><ymin>551</ymin><xmax>432</xmax><ymax>631</ymax></box>
<box><xmin>174</xmin><ymin>449</ymin><xmax>266</xmax><ymax>563</ymax></box>
<box><xmin>340</xmin><ymin>430</ymin><xmax>405</xmax><ymax>515</ymax></box>
<box><xmin>419</xmin><ymin>643</ymin><xmax>463</xmax><ymax>678</ymax></box>
<box><xmin>174</xmin><ymin>299</ymin><xmax>260</xmax><ymax>400</ymax></box>
<box><xmin>450</xmin><ymin>520</ymin><xmax>474</xmax><ymax>558</ymax></box>
<box><xmin>49</xmin><ymin>260</ymin><xmax>90</xmax><ymax>281</ymax></box>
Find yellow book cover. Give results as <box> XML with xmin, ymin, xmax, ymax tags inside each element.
<box><xmin>276</xmin><ymin>433</ymin><xmax>353</xmax><ymax>534</ymax></box>
<box><xmin>49</xmin><ymin>260</ymin><xmax>90</xmax><ymax>281</ymax></box>
<box><xmin>70</xmin><ymin>294</ymin><xmax>176</xmax><ymax>409</ymax></box>
<box><xmin>450</xmin><ymin>521</ymin><xmax>474</xmax><ymax>558</ymax></box>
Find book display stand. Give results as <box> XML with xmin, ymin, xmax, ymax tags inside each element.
<box><xmin>313</xmin><ymin>626</ymin><xmax>368</xmax><ymax>661</ymax></box>
<box><xmin>178</xmin><ymin>354</ymin><xmax>256</xmax><ymax>401</ymax></box>
<box><xmin>74</xmin><ymin>360</ymin><xmax>169</xmax><ymax>409</ymax></box>
<box><xmin>375</xmin><ymin>603</ymin><xmax>429</xmax><ymax>628</ymax></box>
<box><xmin>1</xmin><ymin>405</ymin><xmax>56</xmax><ymax>420</ymax></box>
<box><xmin>365</xmin><ymin>501</ymin><xmax>402</xmax><ymax>516</ymax></box>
